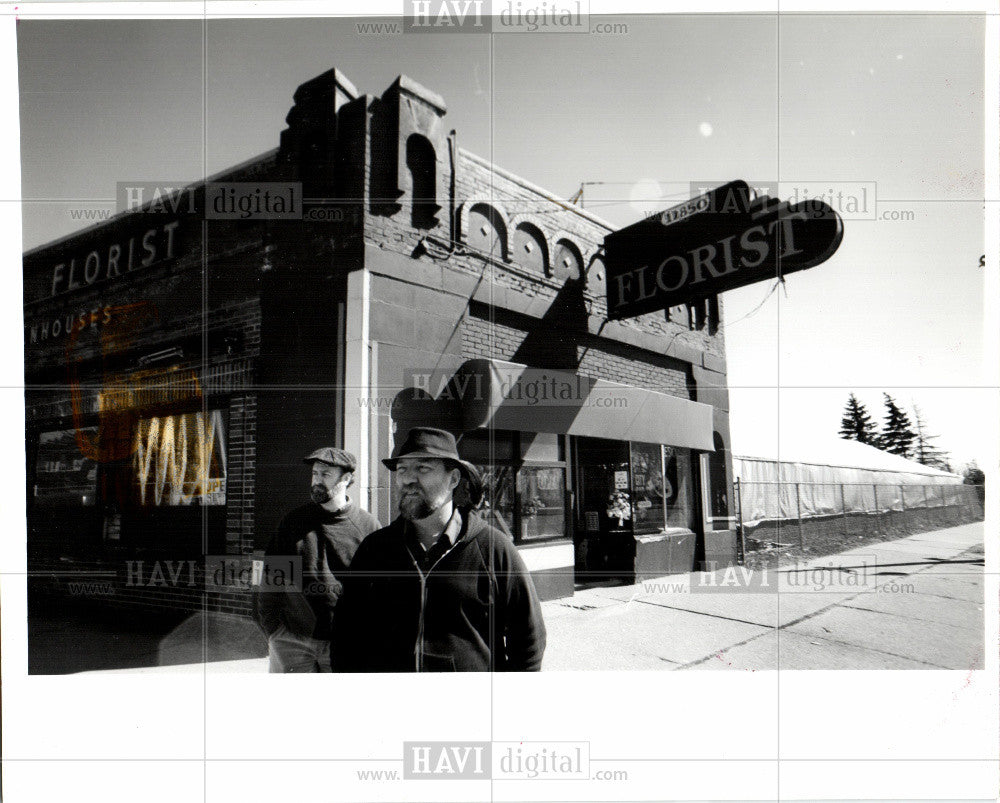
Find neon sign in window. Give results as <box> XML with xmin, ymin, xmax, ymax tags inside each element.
<box><xmin>133</xmin><ymin>410</ymin><xmax>227</xmax><ymax>506</ymax></box>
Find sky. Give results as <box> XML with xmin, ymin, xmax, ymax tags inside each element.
<box><xmin>13</xmin><ymin>11</ymin><xmax>991</xmax><ymax>469</ymax></box>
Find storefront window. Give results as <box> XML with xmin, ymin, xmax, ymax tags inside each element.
<box><xmin>518</xmin><ymin>466</ymin><xmax>565</xmax><ymax>540</ymax></box>
<box><xmin>461</xmin><ymin>429</ymin><xmax>568</xmax><ymax>543</ymax></box>
<box><xmin>576</xmin><ymin>437</ymin><xmax>700</xmax><ymax>536</ymax></box>
<box><xmin>664</xmin><ymin>445</ymin><xmax>696</xmax><ymax>529</ymax></box>
<box><xmin>34</xmin><ymin>427</ymin><xmax>98</xmax><ymax>506</ymax></box>
<box><xmin>474</xmin><ymin>464</ymin><xmax>515</xmax><ymax>539</ymax></box>
<box><xmin>709</xmin><ymin>432</ymin><xmax>729</xmax><ymax>527</ymax></box>
<box><xmin>132</xmin><ymin>409</ymin><xmax>227</xmax><ymax>506</ymax></box>
<box><xmin>629</xmin><ymin>442</ymin><xmax>665</xmax><ymax>533</ymax></box>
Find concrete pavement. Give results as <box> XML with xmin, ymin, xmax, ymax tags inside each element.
<box><xmin>542</xmin><ymin>522</ymin><xmax>985</xmax><ymax>670</ymax></box>
<box><xmin>43</xmin><ymin>522</ymin><xmax>984</xmax><ymax>674</ymax></box>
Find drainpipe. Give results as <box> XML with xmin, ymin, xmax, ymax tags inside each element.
<box><xmin>448</xmin><ymin>129</ymin><xmax>457</xmax><ymax>244</ymax></box>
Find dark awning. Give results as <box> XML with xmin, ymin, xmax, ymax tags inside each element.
<box><xmin>456</xmin><ymin>359</ymin><xmax>715</xmax><ymax>451</ymax></box>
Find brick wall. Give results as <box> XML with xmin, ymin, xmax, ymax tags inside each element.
<box><xmin>28</xmin><ymin>557</ymin><xmax>256</xmax><ymax>618</ymax></box>
<box><xmin>225</xmin><ymin>393</ymin><xmax>257</xmax><ymax>556</ymax></box>
<box><xmin>575</xmin><ymin>345</ymin><xmax>690</xmax><ymax>398</ymax></box>
<box><xmin>461</xmin><ymin>312</ymin><xmax>691</xmax><ymax>399</ymax></box>
<box><xmin>460</xmin><ymin>314</ymin><xmax>528</xmax><ymax>359</ymax></box>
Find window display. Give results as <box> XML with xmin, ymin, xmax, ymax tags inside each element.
<box><xmin>462</xmin><ymin>429</ymin><xmax>568</xmax><ymax>542</ymax></box>
<box><xmin>629</xmin><ymin>441</ymin><xmax>665</xmax><ymax>533</ymax></box>
<box><xmin>132</xmin><ymin>409</ymin><xmax>227</xmax><ymax>506</ymax></box>
<box><xmin>518</xmin><ymin>465</ymin><xmax>566</xmax><ymax>540</ymax></box>
<box><xmin>34</xmin><ymin>427</ymin><xmax>98</xmax><ymax>506</ymax></box>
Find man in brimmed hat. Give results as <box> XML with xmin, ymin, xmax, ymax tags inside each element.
<box><xmin>254</xmin><ymin>447</ymin><xmax>381</xmax><ymax>672</ymax></box>
<box><xmin>332</xmin><ymin>427</ymin><xmax>546</xmax><ymax>672</ymax></box>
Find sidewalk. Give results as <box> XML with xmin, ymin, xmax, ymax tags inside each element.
<box><xmin>542</xmin><ymin>522</ymin><xmax>985</xmax><ymax>670</ymax></box>
<box><xmin>44</xmin><ymin>522</ymin><xmax>983</xmax><ymax>674</ymax></box>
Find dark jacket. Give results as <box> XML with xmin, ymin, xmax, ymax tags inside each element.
<box><xmin>254</xmin><ymin>500</ymin><xmax>381</xmax><ymax>640</ymax></box>
<box><xmin>332</xmin><ymin>510</ymin><xmax>546</xmax><ymax>672</ymax></box>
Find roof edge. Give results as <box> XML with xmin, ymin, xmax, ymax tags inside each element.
<box><xmin>23</xmin><ymin>147</ymin><xmax>281</xmax><ymax>258</ymax></box>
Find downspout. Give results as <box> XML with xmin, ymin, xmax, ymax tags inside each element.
<box><xmin>448</xmin><ymin>129</ymin><xmax>457</xmax><ymax>245</ymax></box>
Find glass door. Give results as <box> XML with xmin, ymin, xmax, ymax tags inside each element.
<box><xmin>574</xmin><ymin>437</ymin><xmax>634</xmax><ymax>580</ymax></box>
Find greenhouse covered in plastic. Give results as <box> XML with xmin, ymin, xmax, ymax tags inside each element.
<box><xmin>733</xmin><ymin>438</ymin><xmax>975</xmax><ymax>529</ymax></box>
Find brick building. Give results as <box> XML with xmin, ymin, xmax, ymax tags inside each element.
<box><xmin>23</xmin><ymin>67</ymin><xmax>736</xmax><ymax>616</ymax></box>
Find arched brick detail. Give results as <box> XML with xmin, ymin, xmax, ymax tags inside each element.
<box><xmin>585</xmin><ymin>253</ymin><xmax>607</xmax><ymax>296</ymax></box>
<box><xmin>508</xmin><ymin>217</ymin><xmax>549</xmax><ymax>275</ymax></box>
<box><xmin>550</xmin><ymin>234</ymin><xmax>585</xmax><ymax>281</ymax></box>
<box><xmin>457</xmin><ymin>200</ymin><xmax>511</xmax><ymax>261</ymax></box>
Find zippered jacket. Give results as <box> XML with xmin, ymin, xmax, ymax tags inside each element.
<box><xmin>332</xmin><ymin>510</ymin><xmax>546</xmax><ymax>672</ymax></box>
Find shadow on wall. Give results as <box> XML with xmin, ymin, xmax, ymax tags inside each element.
<box><xmin>510</xmin><ymin>277</ymin><xmax>588</xmax><ymax>370</ymax></box>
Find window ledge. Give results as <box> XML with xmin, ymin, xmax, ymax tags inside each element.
<box><xmin>516</xmin><ymin>534</ymin><xmax>572</xmax><ymax>548</ymax></box>
<box><xmin>635</xmin><ymin>528</ymin><xmax>695</xmax><ymax>543</ymax></box>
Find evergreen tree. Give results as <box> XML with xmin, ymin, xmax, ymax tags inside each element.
<box><xmin>911</xmin><ymin>404</ymin><xmax>952</xmax><ymax>471</ymax></box>
<box><xmin>963</xmin><ymin>461</ymin><xmax>986</xmax><ymax>506</ymax></box>
<box><xmin>839</xmin><ymin>393</ymin><xmax>878</xmax><ymax>445</ymax></box>
<box><xmin>880</xmin><ymin>393</ymin><xmax>916</xmax><ymax>458</ymax></box>
<box><xmin>963</xmin><ymin>461</ymin><xmax>985</xmax><ymax>486</ymax></box>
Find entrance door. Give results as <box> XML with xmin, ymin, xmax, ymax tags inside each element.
<box><xmin>574</xmin><ymin>437</ymin><xmax>635</xmax><ymax>581</ymax></box>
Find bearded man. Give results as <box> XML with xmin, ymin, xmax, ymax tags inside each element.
<box><xmin>254</xmin><ymin>447</ymin><xmax>381</xmax><ymax>672</ymax></box>
<box><xmin>332</xmin><ymin>428</ymin><xmax>546</xmax><ymax>672</ymax></box>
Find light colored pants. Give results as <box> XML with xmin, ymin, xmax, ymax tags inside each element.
<box><xmin>267</xmin><ymin>623</ymin><xmax>332</xmax><ymax>673</ymax></box>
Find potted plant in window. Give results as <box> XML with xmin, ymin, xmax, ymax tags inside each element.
<box><xmin>606</xmin><ymin>491</ymin><xmax>632</xmax><ymax>528</ymax></box>
<box><xmin>520</xmin><ymin>495</ymin><xmax>542</xmax><ymax>538</ymax></box>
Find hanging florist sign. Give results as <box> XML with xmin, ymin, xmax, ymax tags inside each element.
<box><xmin>602</xmin><ymin>180</ymin><xmax>844</xmax><ymax>320</ymax></box>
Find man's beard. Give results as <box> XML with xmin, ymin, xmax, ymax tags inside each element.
<box><xmin>310</xmin><ymin>485</ymin><xmax>331</xmax><ymax>505</ymax></box>
<box><xmin>399</xmin><ymin>489</ymin><xmax>442</xmax><ymax>520</ymax></box>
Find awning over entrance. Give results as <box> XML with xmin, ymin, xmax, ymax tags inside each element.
<box><xmin>456</xmin><ymin>359</ymin><xmax>715</xmax><ymax>451</ymax></box>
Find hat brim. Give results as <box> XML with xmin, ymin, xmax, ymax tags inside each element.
<box><xmin>382</xmin><ymin>453</ymin><xmax>480</xmax><ymax>483</ymax></box>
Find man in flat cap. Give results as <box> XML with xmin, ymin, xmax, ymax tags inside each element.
<box><xmin>254</xmin><ymin>447</ymin><xmax>381</xmax><ymax>672</ymax></box>
<box><xmin>332</xmin><ymin>427</ymin><xmax>546</xmax><ymax>672</ymax></box>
